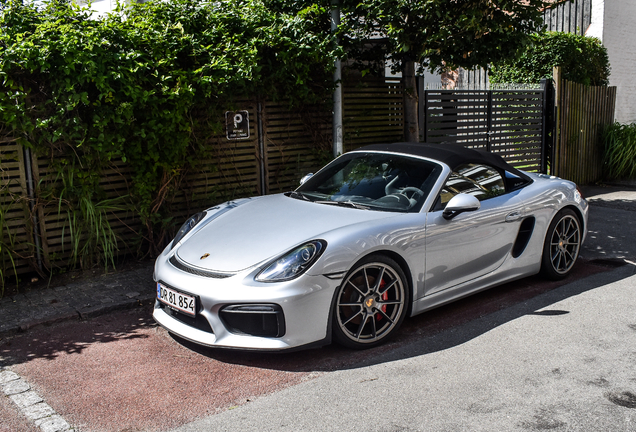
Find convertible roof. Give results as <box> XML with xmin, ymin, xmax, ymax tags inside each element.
<box><xmin>356</xmin><ymin>142</ymin><xmax>532</xmax><ymax>181</ymax></box>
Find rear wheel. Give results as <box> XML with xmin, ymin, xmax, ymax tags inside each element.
<box><xmin>333</xmin><ymin>255</ymin><xmax>409</xmax><ymax>349</ymax></box>
<box><xmin>540</xmin><ymin>208</ymin><xmax>582</xmax><ymax>280</ymax></box>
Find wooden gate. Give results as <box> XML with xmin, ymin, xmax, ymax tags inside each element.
<box><xmin>552</xmin><ymin>67</ymin><xmax>617</xmax><ymax>184</ymax></box>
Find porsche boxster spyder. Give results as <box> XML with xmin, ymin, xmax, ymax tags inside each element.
<box><xmin>153</xmin><ymin>142</ymin><xmax>588</xmax><ymax>351</ymax></box>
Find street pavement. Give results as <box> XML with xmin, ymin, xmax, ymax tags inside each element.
<box><xmin>0</xmin><ymin>183</ymin><xmax>635</xmax><ymax>431</ymax></box>
<box><xmin>579</xmin><ymin>184</ymin><xmax>636</xmax><ymax>263</ymax></box>
<box><xmin>170</xmin><ymin>264</ymin><xmax>636</xmax><ymax>432</ymax></box>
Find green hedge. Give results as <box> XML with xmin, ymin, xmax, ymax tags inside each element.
<box><xmin>0</xmin><ymin>0</ymin><xmax>340</xmax><ymax>267</ymax></box>
<box><xmin>489</xmin><ymin>31</ymin><xmax>610</xmax><ymax>86</ymax></box>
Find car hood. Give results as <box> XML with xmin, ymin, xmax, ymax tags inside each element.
<box><xmin>175</xmin><ymin>194</ymin><xmax>394</xmax><ymax>272</ymax></box>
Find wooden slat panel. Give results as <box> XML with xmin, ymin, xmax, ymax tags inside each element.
<box><xmin>0</xmin><ymin>140</ymin><xmax>35</xmax><ymax>277</ymax></box>
<box><xmin>343</xmin><ymin>78</ymin><xmax>403</xmax><ymax>151</ymax></box>
<box><xmin>424</xmin><ymin>87</ymin><xmax>546</xmax><ymax>171</ymax></box>
<box><xmin>553</xmin><ymin>75</ymin><xmax>616</xmax><ymax>184</ymax></box>
<box><xmin>264</xmin><ymin>101</ymin><xmax>330</xmax><ymax>194</ymax></box>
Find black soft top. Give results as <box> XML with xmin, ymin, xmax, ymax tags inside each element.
<box><xmin>357</xmin><ymin>142</ymin><xmax>533</xmax><ymax>184</ymax></box>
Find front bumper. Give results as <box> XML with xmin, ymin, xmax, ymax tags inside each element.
<box><xmin>152</xmin><ymin>253</ymin><xmax>338</xmax><ymax>350</ymax></box>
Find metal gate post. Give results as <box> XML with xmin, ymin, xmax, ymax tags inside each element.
<box><xmin>422</xmin><ymin>87</ymin><xmax>429</xmax><ymax>143</ymax></box>
<box><xmin>256</xmin><ymin>102</ymin><xmax>267</xmax><ymax>195</ymax></box>
<box><xmin>540</xmin><ymin>78</ymin><xmax>549</xmax><ymax>174</ymax></box>
<box><xmin>417</xmin><ymin>76</ymin><xmax>425</xmax><ymax>142</ymax></box>
<box><xmin>486</xmin><ymin>90</ymin><xmax>493</xmax><ymax>152</ymax></box>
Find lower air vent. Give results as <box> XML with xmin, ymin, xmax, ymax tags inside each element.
<box><xmin>157</xmin><ymin>301</ymin><xmax>214</xmax><ymax>334</ymax></box>
<box><xmin>220</xmin><ymin>304</ymin><xmax>286</xmax><ymax>338</ymax></box>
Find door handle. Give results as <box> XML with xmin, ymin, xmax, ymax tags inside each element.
<box><xmin>505</xmin><ymin>212</ymin><xmax>522</xmax><ymax>222</ymax></box>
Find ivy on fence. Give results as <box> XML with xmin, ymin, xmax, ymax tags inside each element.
<box><xmin>0</xmin><ymin>0</ymin><xmax>340</xmax><ymax>285</ymax></box>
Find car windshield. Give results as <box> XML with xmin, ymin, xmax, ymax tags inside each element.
<box><xmin>295</xmin><ymin>152</ymin><xmax>443</xmax><ymax>212</ymax></box>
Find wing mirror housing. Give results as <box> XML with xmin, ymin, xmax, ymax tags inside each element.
<box><xmin>443</xmin><ymin>193</ymin><xmax>481</xmax><ymax>220</ymax></box>
<box><xmin>299</xmin><ymin>173</ymin><xmax>314</xmax><ymax>185</ymax></box>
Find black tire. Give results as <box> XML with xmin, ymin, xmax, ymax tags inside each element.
<box><xmin>540</xmin><ymin>208</ymin><xmax>582</xmax><ymax>281</ymax></box>
<box><xmin>333</xmin><ymin>255</ymin><xmax>409</xmax><ymax>349</ymax></box>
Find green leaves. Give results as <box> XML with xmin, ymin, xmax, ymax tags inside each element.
<box><xmin>603</xmin><ymin>123</ymin><xmax>636</xmax><ymax>180</ymax></box>
<box><xmin>489</xmin><ymin>32</ymin><xmax>611</xmax><ymax>86</ymax></box>
<box><xmin>339</xmin><ymin>0</ymin><xmax>551</xmax><ymax>74</ymax></box>
<box><xmin>0</xmin><ymin>0</ymin><xmax>339</xmax><ymax>257</ymax></box>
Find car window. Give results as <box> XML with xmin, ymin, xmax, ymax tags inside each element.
<box><xmin>435</xmin><ymin>163</ymin><xmax>506</xmax><ymax>209</ymax></box>
<box><xmin>296</xmin><ymin>153</ymin><xmax>443</xmax><ymax>213</ymax></box>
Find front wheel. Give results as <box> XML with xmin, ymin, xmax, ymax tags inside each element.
<box><xmin>540</xmin><ymin>208</ymin><xmax>582</xmax><ymax>280</ymax></box>
<box><xmin>333</xmin><ymin>255</ymin><xmax>409</xmax><ymax>349</ymax></box>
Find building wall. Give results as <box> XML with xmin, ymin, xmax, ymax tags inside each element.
<box><xmin>587</xmin><ymin>0</ymin><xmax>636</xmax><ymax>124</ymax></box>
<box><xmin>82</xmin><ymin>0</ymin><xmax>117</xmax><ymax>16</ymax></box>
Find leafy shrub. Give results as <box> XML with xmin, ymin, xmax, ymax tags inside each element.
<box><xmin>602</xmin><ymin>123</ymin><xmax>636</xmax><ymax>180</ymax></box>
<box><xmin>0</xmin><ymin>0</ymin><xmax>340</xmax><ymax>260</ymax></box>
<box><xmin>489</xmin><ymin>31</ymin><xmax>610</xmax><ymax>86</ymax></box>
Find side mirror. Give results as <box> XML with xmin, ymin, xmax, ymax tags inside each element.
<box><xmin>299</xmin><ymin>173</ymin><xmax>314</xmax><ymax>185</ymax></box>
<box><xmin>442</xmin><ymin>193</ymin><xmax>481</xmax><ymax>220</ymax></box>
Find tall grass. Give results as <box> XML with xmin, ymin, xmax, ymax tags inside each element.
<box><xmin>53</xmin><ymin>164</ymin><xmax>126</xmax><ymax>272</ymax></box>
<box><xmin>63</xmin><ymin>196</ymin><xmax>124</xmax><ymax>271</ymax></box>
<box><xmin>602</xmin><ymin>122</ymin><xmax>636</xmax><ymax>180</ymax></box>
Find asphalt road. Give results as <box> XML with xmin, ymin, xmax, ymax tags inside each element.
<box><xmin>170</xmin><ymin>264</ymin><xmax>636</xmax><ymax>432</ymax></box>
<box><xmin>1</xmin><ymin>185</ymin><xmax>635</xmax><ymax>432</ymax></box>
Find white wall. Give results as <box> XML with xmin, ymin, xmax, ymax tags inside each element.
<box><xmin>587</xmin><ymin>0</ymin><xmax>636</xmax><ymax>124</ymax></box>
<box><xmin>604</xmin><ymin>0</ymin><xmax>636</xmax><ymax>124</ymax></box>
<box><xmin>82</xmin><ymin>0</ymin><xmax>117</xmax><ymax>16</ymax></box>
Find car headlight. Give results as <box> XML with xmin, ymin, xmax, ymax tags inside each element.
<box><xmin>256</xmin><ymin>240</ymin><xmax>326</xmax><ymax>282</ymax></box>
<box><xmin>171</xmin><ymin>212</ymin><xmax>207</xmax><ymax>250</ymax></box>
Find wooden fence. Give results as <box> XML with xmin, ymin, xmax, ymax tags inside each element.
<box><xmin>0</xmin><ymin>77</ymin><xmax>401</xmax><ymax>280</ymax></box>
<box><xmin>552</xmin><ymin>67</ymin><xmax>617</xmax><ymax>184</ymax></box>
<box><xmin>543</xmin><ymin>0</ymin><xmax>592</xmax><ymax>36</ymax></box>
<box><xmin>422</xmin><ymin>85</ymin><xmax>547</xmax><ymax>172</ymax></box>
<box><xmin>3</xmin><ymin>71</ymin><xmax>615</xmax><ymax>281</ymax></box>
<box><xmin>343</xmin><ymin>78</ymin><xmax>403</xmax><ymax>152</ymax></box>
<box><xmin>0</xmin><ymin>138</ymin><xmax>35</xmax><ymax>278</ymax></box>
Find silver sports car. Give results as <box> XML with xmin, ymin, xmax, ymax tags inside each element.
<box><xmin>153</xmin><ymin>142</ymin><xmax>588</xmax><ymax>351</ymax></box>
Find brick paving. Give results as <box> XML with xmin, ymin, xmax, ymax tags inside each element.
<box><xmin>0</xmin><ymin>263</ymin><xmax>154</xmax><ymax>339</ymax></box>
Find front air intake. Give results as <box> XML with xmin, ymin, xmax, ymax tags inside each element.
<box><xmin>219</xmin><ymin>304</ymin><xmax>286</xmax><ymax>338</ymax></box>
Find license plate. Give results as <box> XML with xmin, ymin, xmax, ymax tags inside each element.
<box><xmin>157</xmin><ymin>283</ymin><xmax>196</xmax><ymax>316</ymax></box>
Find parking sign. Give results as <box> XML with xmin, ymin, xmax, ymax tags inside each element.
<box><xmin>225</xmin><ymin>110</ymin><xmax>250</xmax><ymax>140</ymax></box>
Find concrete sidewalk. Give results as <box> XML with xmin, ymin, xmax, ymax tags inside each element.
<box><xmin>0</xmin><ymin>264</ymin><xmax>154</xmax><ymax>338</ymax></box>
<box><xmin>0</xmin><ymin>183</ymin><xmax>634</xmax><ymax>340</ymax></box>
<box><xmin>579</xmin><ymin>183</ymin><xmax>636</xmax><ymax>263</ymax></box>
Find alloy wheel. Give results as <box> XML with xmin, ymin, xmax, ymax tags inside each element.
<box><xmin>335</xmin><ymin>260</ymin><xmax>406</xmax><ymax>346</ymax></box>
<box><xmin>548</xmin><ymin>214</ymin><xmax>581</xmax><ymax>275</ymax></box>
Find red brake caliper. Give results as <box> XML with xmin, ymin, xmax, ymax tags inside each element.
<box><xmin>376</xmin><ymin>279</ymin><xmax>388</xmax><ymax>321</ymax></box>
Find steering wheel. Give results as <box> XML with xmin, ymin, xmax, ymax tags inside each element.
<box><xmin>399</xmin><ymin>187</ymin><xmax>424</xmax><ymax>202</ymax></box>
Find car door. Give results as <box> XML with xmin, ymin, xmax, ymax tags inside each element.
<box><xmin>423</xmin><ymin>163</ymin><xmax>525</xmax><ymax>296</ymax></box>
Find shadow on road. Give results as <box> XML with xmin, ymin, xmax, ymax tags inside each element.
<box><xmin>170</xmin><ymin>259</ymin><xmax>632</xmax><ymax>373</ymax></box>
<box><xmin>0</xmin><ymin>306</ymin><xmax>155</xmax><ymax>366</ymax></box>
<box><xmin>1</xmin><ymin>260</ymin><xmax>631</xmax><ymax>375</ymax></box>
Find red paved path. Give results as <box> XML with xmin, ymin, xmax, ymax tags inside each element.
<box><xmin>0</xmin><ymin>260</ymin><xmax>613</xmax><ymax>431</ymax></box>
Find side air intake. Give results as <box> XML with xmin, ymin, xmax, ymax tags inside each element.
<box><xmin>512</xmin><ymin>217</ymin><xmax>536</xmax><ymax>258</ymax></box>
